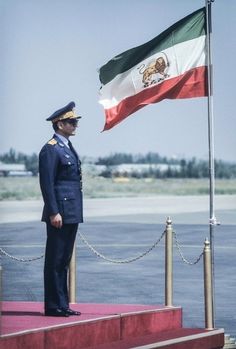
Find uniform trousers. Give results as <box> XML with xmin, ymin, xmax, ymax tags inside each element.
<box><xmin>44</xmin><ymin>223</ymin><xmax>78</xmax><ymax>311</ymax></box>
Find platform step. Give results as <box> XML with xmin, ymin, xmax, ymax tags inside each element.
<box><xmin>0</xmin><ymin>302</ymin><xmax>225</xmax><ymax>349</ymax></box>
<box><xmin>91</xmin><ymin>328</ymin><xmax>225</xmax><ymax>349</ymax></box>
<box><xmin>224</xmin><ymin>334</ymin><xmax>236</xmax><ymax>349</ymax></box>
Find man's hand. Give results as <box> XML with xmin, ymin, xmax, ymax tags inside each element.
<box><xmin>50</xmin><ymin>213</ymin><xmax>63</xmax><ymax>229</ymax></box>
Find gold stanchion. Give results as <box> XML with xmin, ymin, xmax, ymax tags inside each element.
<box><xmin>204</xmin><ymin>238</ymin><xmax>214</xmax><ymax>330</ymax></box>
<box><xmin>165</xmin><ymin>217</ymin><xmax>173</xmax><ymax>307</ymax></box>
<box><xmin>69</xmin><ymin>243</ymin><xmax>76</xmax><ymax>304</ymax></box>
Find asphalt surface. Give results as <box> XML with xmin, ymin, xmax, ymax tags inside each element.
<box><xmin>0</xmin><ymin>196</ymin><xmax>235</xmax><ymax>337</ymax></box>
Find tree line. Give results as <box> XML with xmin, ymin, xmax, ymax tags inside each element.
<box><xmin>96</xmin><ymin>152</ymin><xmax>236</xmax><ymax>179</ymax></box>
<box><xmin>0</xmin><ymin>148</ymin><xmax>38</xmax><ymax>176</ymax></box>
<box><xmin>0</xmin><ymin>149</ymin><xmax>236</xmax><ymax>178</ymax></box>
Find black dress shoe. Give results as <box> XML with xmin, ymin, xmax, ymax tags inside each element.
<box><xmin>62</xmin><ymin>308</ymin><xmax>81</xmax><ymax>316</ymax></box>
<box><xmin>45</xmin><ymin>308</ymin><xmax>70</xmax><ymax>317</ymax></box>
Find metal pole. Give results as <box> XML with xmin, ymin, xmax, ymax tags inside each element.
<box><xmin>165</xmin><ymin>217</ymin><xmax>173</xmax><ymax>307</ymax></box>
<box><xmin>204</xmin><ymin>238</ymin><xmax>214</xmax><ymax>329</ymax></box>
<box><xmin>69</xmin><ymin>243</ymin><xmax>76</xmax><ymax>304</ymax></box>
<box><xmin>205</xmin><ymin>0</ymin><xmax>216</xmax><ymax>328</ymax></box>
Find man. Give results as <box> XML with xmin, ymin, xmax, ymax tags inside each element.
<box><xmin>39</xmin><ymin>101</ymin><xmax>83</xmax><ymax>317</ymax></box>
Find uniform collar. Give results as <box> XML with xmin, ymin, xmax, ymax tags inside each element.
<box><xmin>55</xmin><ymin>133</ymin><xmax>70</xmax><ymax>148</ymax></box>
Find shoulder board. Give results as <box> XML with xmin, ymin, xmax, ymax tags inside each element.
<box><xmin>47</xmin><ymin>138</ymin><xmax>57</xmax><ymax>145</ymax></box>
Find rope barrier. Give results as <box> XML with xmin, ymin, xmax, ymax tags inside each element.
<box><xmin>78</xmin><ymin>229</ymin><xmax>166</xmax><ymax>264</ymax></box>
<box><xmin>0</xmin><ymin>228</ymin><xmax>204</xmax><ymax>266</ymax></box>
<box><xmin>173</xmin><ymin>231</ymin><xmax>204</xmax><ymax>265</ymax></box>
<box><xmin>0</xmin><ymin>246</ymin><xmax>44</xmax><ymax>262</ymax></box>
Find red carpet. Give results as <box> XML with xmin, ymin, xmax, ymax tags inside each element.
<box><xmin>1</xmin><ymin>302</ymin><xmax>168</xmax><ymax>335</ymax></box>
<box><xmin>0</xmin><ymin>302</ymin><xmax>224</xmax><ymax>349</ymax></box>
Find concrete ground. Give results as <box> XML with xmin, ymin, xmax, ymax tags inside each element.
<box><xmin>0</xmin><ymin>194</ymin><xmax>236</xmax><ymax>224</ymax></box>
<box><xmin>0</xmin><ymin>195</ymin><xmax>235</xmax><ymax>337</ymax></box>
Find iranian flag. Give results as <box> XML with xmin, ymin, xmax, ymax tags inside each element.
<box><xmin>99</xmin><ymin>7</ymin><xmax>208</xmax><ymax>131</ymax></box>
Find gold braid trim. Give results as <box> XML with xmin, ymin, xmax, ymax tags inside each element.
<box><xmin>52</xmin><ymin>111</ymin><xmax>80</xmax><ymax>123</ymax></box>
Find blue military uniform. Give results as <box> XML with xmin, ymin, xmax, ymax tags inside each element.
<box><xmin>39</xmin><ymin>102</ymin><xmax>83</xmax><ymax>316</ymax></box>
<box><xmin>39</xmin><ymin>134</ymin><xmax>83</xmax><ymax>224</ymax></box>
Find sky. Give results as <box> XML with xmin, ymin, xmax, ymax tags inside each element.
<box><xmin>1</xmin><ymin>0</ymin><xmax>236</xmax><ymax>162</ymax></box>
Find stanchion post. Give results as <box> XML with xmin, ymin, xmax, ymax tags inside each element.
<box><xmin>69</xmin><ymin>243</ymin><xmax>76</xmax><ymax>304</ymax></box>
<box><xmin>204</xmin><ymin>238</ymin><xmax>214</xmax><ymax>330</ymax></box>
<box><xmin>165</xmin><ymin>217</ymin><xmax>173</xmax><ymax>307</ymax></box>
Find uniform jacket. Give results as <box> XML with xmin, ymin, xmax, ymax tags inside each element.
<box><xmin>39</xmin><ymin>134</ymin><xmax>83</xmax><ymax>224</ymax></box>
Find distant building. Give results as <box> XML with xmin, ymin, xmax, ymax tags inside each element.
<box><xmin>82</xmin><ymin>163</ymin><xmax>106</xmax><ymax>176</ymax></box>
<box><xmin>113</xmin><ymin>163</ymin><xmax>180</xmax><ymax>174</ymax></box>
<box><xmin>0</xmin><ymin>162</ymin><xmax>33</xmax><ymax>177</ymax></box>
<box><xmin>83</xmin><ymin>163</ymin><xmax>180</xmax><ymax>177</ymax></box>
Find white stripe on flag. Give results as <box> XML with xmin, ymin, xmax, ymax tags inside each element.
<box><xmin>99</xmin><ymin>35</ymin><xmax>206</xmax><ymax>109</ymax></box>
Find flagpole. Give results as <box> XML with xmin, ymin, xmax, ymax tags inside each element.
<box><xmin>205</xmin><ymin>0</ymin><xmax>217</xmax><ymax>328</ymax></box>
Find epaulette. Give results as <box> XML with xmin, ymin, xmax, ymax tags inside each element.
<box><xmin>47</xmin><ymin>138</ymin><xmax>57</xmax><ymax>145</ymax></box>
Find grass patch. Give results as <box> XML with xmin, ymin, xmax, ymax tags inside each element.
<box><xmin>83</xmin><ymin>176</ymin><xmax>236</xmax><ymax>197</ymax></box>
<box><xmin>0</xmin><ymin>177</ymin><xmax>42</xmax><ymax>200</ymax></box>
<box><xmin>0</xmin><ymin>176</ymin><xmax>236</xmax><ymax>201</ymax></box>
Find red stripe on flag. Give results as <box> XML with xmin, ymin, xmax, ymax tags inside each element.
<box><xmin>103</xmin><ymin>66</ymin><xmax>208</xmax><ymax>131</ymax></box>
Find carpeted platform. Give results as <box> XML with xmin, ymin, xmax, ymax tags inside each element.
<box><xmin>1</xmin><ymin>302</ymin><xmax>170</xmax><ymax>336</ymax></box>
<box><xmin>0</xmin><ymin>302</ymin><xmax>224</xmax><ymax>349</ymax></box>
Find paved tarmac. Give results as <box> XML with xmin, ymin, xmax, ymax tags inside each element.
<box><xmin>0</xmin><ymin>196</ymin><xmax>235</xmax><ymax>337</ymax></box>
<box><xmin>0</xmin><ymin>195</ymin><xmax>236</xmax><ymax>224</ymax></box>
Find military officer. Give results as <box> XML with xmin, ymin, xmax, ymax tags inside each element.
<box><xmin>39</xmin><ymin>101</ymin><xmax>83</xmax><ymax>317</ymax></box>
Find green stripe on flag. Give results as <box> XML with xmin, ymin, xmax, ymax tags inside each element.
<box><xmin>99</xmin><ymin>7</ymin><xmax>206</xmax><ymax>85</ymax></box>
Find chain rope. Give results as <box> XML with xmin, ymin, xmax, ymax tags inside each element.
<box><xmin>0</xmin><ymin>246</ymin><xmax>44</xmax><ymax>262</ymax></box>
<box><xmin>173</xmin><ymin>231</ymin><xmax>204</xmax><ymax>265</ymax></box>
<box><xmin>78</xmin><ymin>229</ymin><xmax>166</xmax><ymax>264</ymax></box>
<box><xmin>0</xmin><ymin>228</ymin><xmax>204</xmax><ymax>266</ymax></box>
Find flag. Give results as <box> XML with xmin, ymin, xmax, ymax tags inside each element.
<box><xmin>98</xmin><ymin>7</ymin><xmax>207</xmax><ymax>131</ymax></box>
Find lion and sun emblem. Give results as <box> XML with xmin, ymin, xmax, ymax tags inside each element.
<box><xmin>137</xmin><ymin>52</ymin><xmax>170</xmax><ymax>88</ymax></box>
